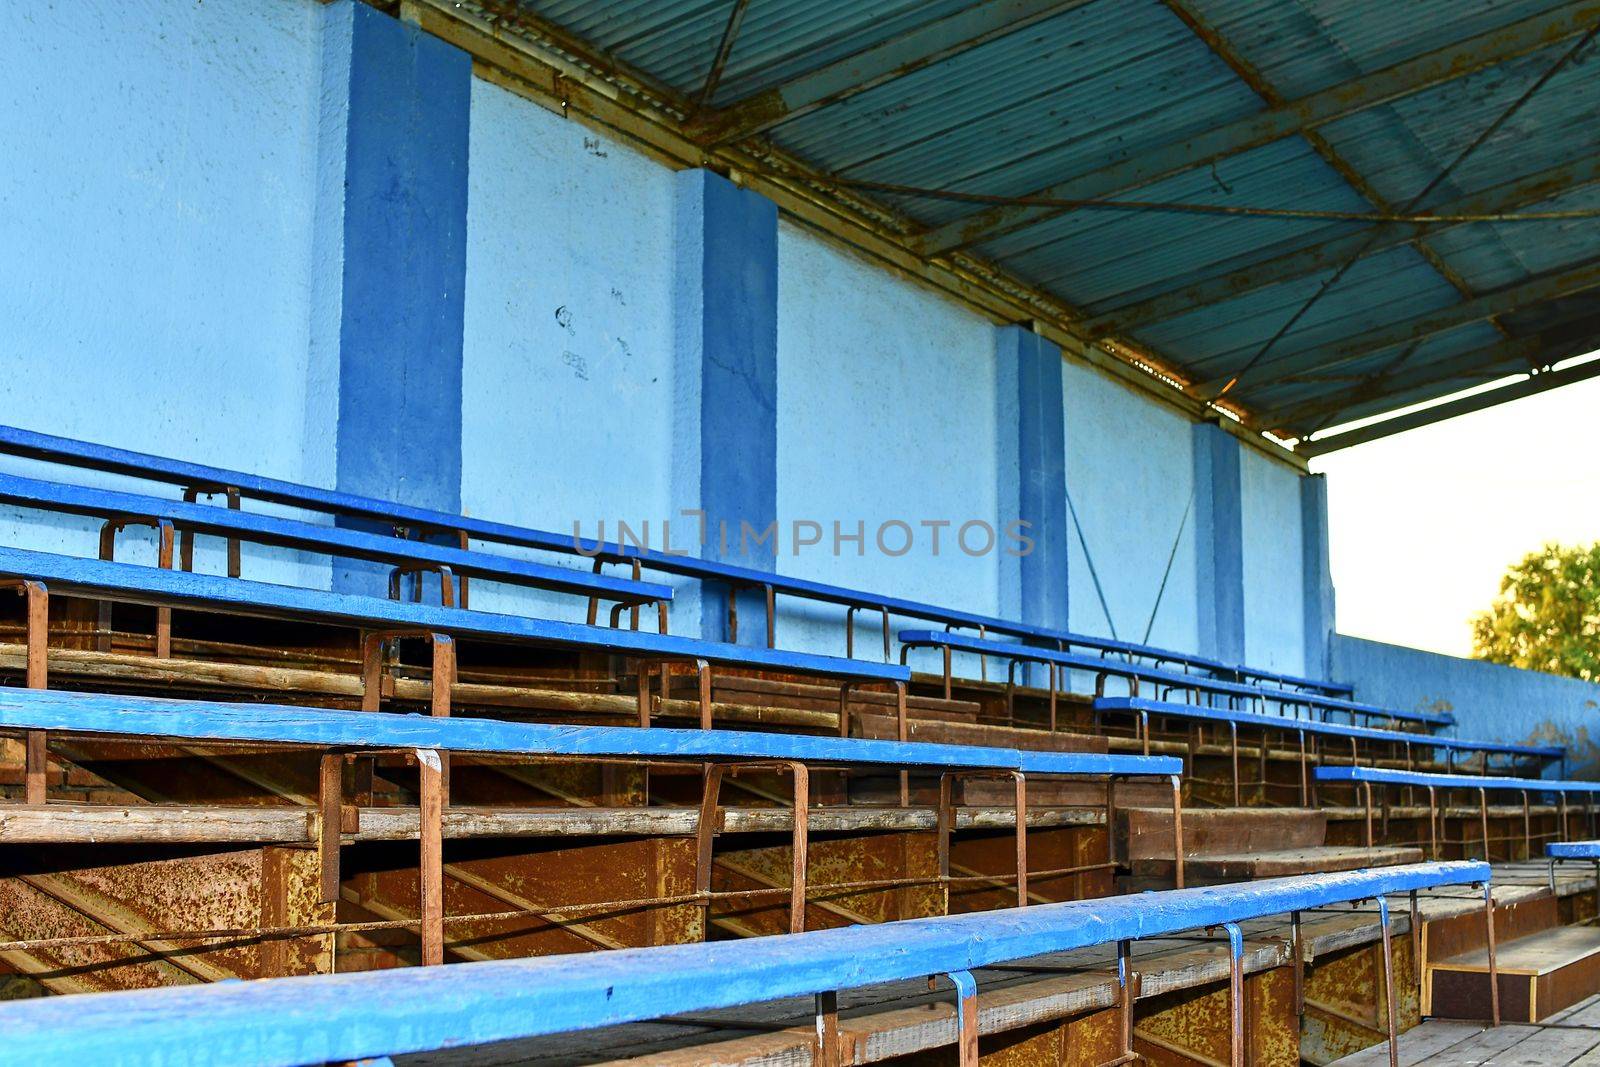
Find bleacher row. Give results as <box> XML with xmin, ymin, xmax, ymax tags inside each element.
<box><xmin>0</xmin><ymin>425</ymin><xmax>1586</xmax><ymax>1065</ymax></box>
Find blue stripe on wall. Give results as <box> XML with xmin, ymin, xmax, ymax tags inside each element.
<box><xmin>996</xmin><ymin>326</ymin><xmax>1068</xmax><ymax>632</ymax></box>
<box><xmin>675</xmin><ymin>169</ymin><xmax>777</xmax><ymax>642</ymax></box>
<box><xmin>1300</xmin><ymin>473</ymin><xmax>1335</xmax><ymax>680</ymax></box>
<box><xmin>327</xmin><ymin>2</ymin><xmax>470</xmax><ymax>593</ymax></box>
<box><xmin>1193</xmin><ymin>422</ymin><xmax>1244</xmax><ymax>664</ymax></box>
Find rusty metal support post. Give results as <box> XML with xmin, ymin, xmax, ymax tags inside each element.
<box><xmin>1427</xmin><ymin>786</ymin><xmax>1439</xmax><ymax>860</ymax></box>
<box><xmin>896</xmin><ymin>681</ymin><xmax>909</xmax><ymax>807</ymax></box>
<box><xmin>8</xmin><ymin>580</ymin><xmax>50</xmax><ymax>805</ymax></box>
<box><xmin>1118</xmin><ymin>939</ymin><xmax>1140</xmax><ymax>1062</ymax></box>
<box><xmin>418</xmin><ymin>747</ymin><xmax>444</xmax><ymax>966</ymax></box>
<box><xmin>1378</xmin><ymin>896</ymin><xmax>1400</xmax><ymax>1067</ymax></box>
<box><xmin>636</xmin><ymin>660</ymin><xmax>653</xmax><ymax>728</ymax></box>
<box><xmin>1479</xmin><ymin>787</ymin><xmax>1491</xmax><ymax>862</ymax></box>
<box><xmin>1229</xmin><ymin>722</ymin><xmax>1240</xmax><ymax>807</ymax></box>
<box><xmin>1410</xmin><ymin>889</ymin><xmax>1422</xmax><ymax>1001</ymax></box>
<box><xmin>1483</xmin><ymin>881</ymin><xmax>1500</xmax><ymax>1026</ymax></box>
<box><xmin>695</xmin><ymin>763</ymin><xmax>727</xmax><ymax>938</ymax></box>
<box><xmin>1170</xmin><ymin>774</ymin><xmax>1185</xmax><ymax>890</ymax></box>
<box><xmin>697</xmin><ymin>659</ymin><xmax>713</xmax><ymax>730</ymax></box>
<box><xmin>1224</xmin><ymin>922</ymin><xmax>1245</xmax><ymax>1067</ymax></box>
<box><xmin>1048</xmin><ymin>661</ymin><xmax>1058</xmax><ymax>732</ymax></box>
<box><xmin>942</xmin><ymin>644</ymin><xmax>952</xmax><ymax>701</ymax></box>
<box><xmin>1290</xmin><ymin>911</ymin><xmax>1304</xmax><ymax>1017</ymax></box>
<box><xmin>1011</xmin><ymin>771</ymin><xmax>1028</xmax><ymax>908</ymax></box>
<box><xmin>318</xmin><ymin>752</ymin><xmax>343</xmax><ymax>904</ymax></box>
<box><xmin>786</xmin><ymin>761</ymin><xmax>810</xmax><ymax>934</ymax></box>
<box><xmin>1364</xmin><ymin>781</ymin><xmax>1375</xmax><ymax>847</ymax></box>
<box><xmin>945</xmin><ymin>969</ymin><xmax>979</xmax><ymax>1066</ymax></box>
<box><xmin>1298</xmin><ymin>730</ymin><xmax>1309</xmax><ymax>806</ymax></box>
<box><xmin>936</xmin><ymin>773</ymin><xmax>955</xmax><ymax>914</ymax></box>
<box><xmin>814</xmin><ymin>990</ymin><xmax>840</xmax><ymax>1067</ymax></box>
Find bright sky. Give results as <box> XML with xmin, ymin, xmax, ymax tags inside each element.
<box><xmin>1309</xmin><ymin>370</ymin><xmax>1600</xmax><ymax>657</ymax></box>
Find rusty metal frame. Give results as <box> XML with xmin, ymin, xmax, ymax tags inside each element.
<box><xmin>697</xmin><ymin>760</ymin><xmax>810</xmax><ymax>934</ymax></box>
<box><xmin>179</xmin><ymin>483</ymin><xmax>242</xmax><ymax>578</ymax></box>
<box><xmin>97</xmin><ymin>515</ymin><xmax>176</xmax><ymax>658</ymax></box>
<box><xmin>937</xmin><ymin>769</ymin><xmax>1027</xmax><ymax>909</ymax></box>
<box><xmin>1</xmin><ymin>578</ymin><xmax>48</xmax><ymax>804</ymax></box>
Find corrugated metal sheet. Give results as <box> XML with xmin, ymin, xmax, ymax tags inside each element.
<box><xmin>512</xmin><ymin>0</ymin><xmax>1600</xmax><ymax>439</ymax></box>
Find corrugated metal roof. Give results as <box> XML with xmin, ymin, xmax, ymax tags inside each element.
<box><xmin>513</xmin><ymin>0</ymin><xmax>1600</xmax><ymax>442</ymax></box>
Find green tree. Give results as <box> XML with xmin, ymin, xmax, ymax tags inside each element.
<box><xmin>1471</xmin><ymin>542</ymin><xmax>1600</xmax><ymax>681</ymax></box>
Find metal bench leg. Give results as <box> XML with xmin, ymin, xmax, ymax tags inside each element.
<box><xmin>318</xmin><ymin>752</ymin><xmax>344</xmax><ymax>904</ymax></box>
<box><xmin>1290</xmin><ymin>911</ymin><xmax>1304</xmax><ymax>1017</ymax></box>
<box><xmin>944</xmin><ymin>970</ymin><xmax>979</xmax><ymax>1066</ymax></box>
<box><xmin>896</xmin><ymin>682</ymin><xmax>909</xmax><ymax>807</ymax></box>
<box><xmin>418</xmin><ymin>746</ymin><xmax>445</xmax><ymax>966</ymax></box>
<box><xmin>1482</xmin><ymin>881</ymin><xmax>1500</xmax><ymax>1025</ymax></box>
<box><xmin>698</xmin><ymin>659</ymin><xmax>713</xmax><ymax>730</ymax></box>
<box><xmin>786</xmin><ymin>761</ymin><xmax>810</xmax><ymax>934</ymax></box>
<box><xmin>814</xmin><ymin>990</ymin><xmax>840</xmax><ymax>1067</ymax></box>
<box><xmin>1224</xmin><ymin>922</ymin><xmax>1245</xmax><ymax>1067</ymax></box>
<box><xmin>1378</xmin><ymin>896</ymin><xmax>1399</xmax><ymax>1067</ymax></box>
<box><xmin>1170</xmin><ymin>774</ymin><xmax>1185</xmax><ymax>890</ymax></box>
<box><xmin>4</xmin><ymin>580</ymin><xmax>49</xmax><ymax>805</ymax></box>
<box><xmin>764</xmin><ymin>584</ymin><xmax>775</xmax><ymax>649</ymax></box>
<box><xmin>695</xmin><ymin>764</ymin><xmax>727</xmax><ymax>939</ymax></box>
<box><xmin>936</xmin><ymin>773</ymin><xmax>955</xmax><ymax>914</ymax></box>
<box><xmin>1010</xmin><ymin>771</ymin><xmax>1028</xmax><ymax>908</ymax></box>
<box><xmin>1116</xmin><ymin>939</ymin><xmax>1141</xmax><ymax>1065</ymax></box>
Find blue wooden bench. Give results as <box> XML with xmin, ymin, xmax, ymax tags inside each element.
<box><xmin>0</xmin><ymin>542</ymin><xmax>904</xmax><ymax>714</ymax></box>
<box><xmin>0</xmin><ymin>860</ymin><xmax>1493</xmax><ymax>1067</ymax></box>
<box><xmin>899</xmin><ymin>629</ymin><xmax>1451</xmax><ymax>731</ymax></box>
<box><xmin>1546</xmin><ymin>840</ymin><xmax>1600</xmax><ymax>894</ymax></box>
<box><xmin>0</xmin><ymin>685</ymin><xmax>1184</xmax><ymax>965</ymax></box>
<box><xmin>0</xmin><ymin>469</ymin><xmax>671</xmax><ymax>616</ymax></box>
<box><xmin>1316</xmin><ymin>766</ymin><xmax>1600</xmax><ymax>863</ymax></box>
<box><xmin>1095</xmin><ymin>695</ymin><xmax>1563</xmax><ymax>805</ymax></box>
<box><xmin>0</xmin><ymin>423</ymin><xmax>1354</xmax><ymax>695</ymax></box>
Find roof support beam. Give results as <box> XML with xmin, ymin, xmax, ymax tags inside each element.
<box><xmin>1191</xmin><ymin>258</ymin><xmax>1600</xmax><ymax>396</ymax></box>
<box><xmin>1298</xmin><ymin>357</ymin><xmax>1600</xmax><ymax>456</ymax></box>
<box><xmin>689</xmin><ymin>0</ymin><xmax>1088</xmax><ymax>145</ymax></box>
<box><xmin>1084</xmin><ymin>154</ymin><xmax>1600</xmax><ymax>338</ymax></box>
<box><xmin>1256</xmin><ymin>332</ymin><xmax>1582</xmax><ymax>430</ymax></box>
<box><xmin>914</xmin><ymin>2</ymin><xmax>1600</xmax><ymax>256</ymax></box>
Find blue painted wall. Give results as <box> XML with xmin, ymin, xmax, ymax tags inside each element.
<box><xmin>1062</xmin><ymin>361</ymin><xmax>1199</xmax><ymax>654</ymax></box>
<box><xmin>0</xmin><ymin>0</ymin><xmax>334</xmax><ymax>589</ymax></box>
<box><xmin>0</xmin><ymin>0</ymin><xmax>1328</xmax><ymax>688</ymax></box>
<box><xmin>1333</xmin><ymin>634</ymin><xmax>1600</xmax><ymax>775</ymax></box>
<box><xmin>776</xmin><ymin>224</ymin><xmax>1000</xmax><ymax>669</ymax></box>
<box><xmin>1241</xmin><ymin>445</ymin><xmax>1306</xmax><ymax>676</ymax></box>
<box><xmin>460</xmin><ymin>77</ymin><xmax>680</xmax><ymax>625</ymax></box>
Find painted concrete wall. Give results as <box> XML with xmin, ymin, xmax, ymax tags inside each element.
<box><xmin>1061</xmin><ymin>362</ymin><xmax>1199</xmax><ymax>655</ymax></box>
<box><xmin>0</xmin><ymin>0</ymin><xmax>1326</xmax><ymax>684</ymax></box>
<box><xmin>776</xmin><ymin>223</ymin><xmax>1001</xmax><ymax>668</ymax></box>
<box><xmin>1242</xmin><ymin>447</ymin><xmax>1306</xmax><ymax>676</ymax></box>
<box><xmin>0</xmin><ymin>0</ymin><xmax>334</xmax><ymax>588</ymax></box>
<box><xmin>460</xmin><ymin>77</ymin><xmax>683</xmax><ymax>624</ymax></box>
<box><xmin>1333</xmin><ymin>634</ymin><xmax>1600</xmax><ymax>776</ymax></box>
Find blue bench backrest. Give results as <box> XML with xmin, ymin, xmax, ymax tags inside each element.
<box><xmin>1316</xmin><ymin>765</ymin><xmax>1600</xmax><ymax>794</ymax></box>
<box><xmin>0</xmin><ymin>471</ymin><xmax>669</xmax><ymax>603</ymax></box>
<box><xmin>0</xmin><ymin>686</ymin><xmax>1180</xmax><ymax>777</ymax></box>
<box><xmin>0</xmin><ymin>861</ymin><xmax>1487</xmax><ymax>1067</ymax></box>
<box><xmin>0</xmin><ymin>424</ymin><xmax>1353</xmax><ymax>696</ymax></box>
<box><xmin>1095</xmin><ymin>696</ymin><xmax>1562</xmax><ymax>761</ymax></box>
<box><xmin>903</xmin><ymin>630</ymin><xmax>1448</xmax><ymax>727</ymax></box>
<box><xmin>0</xmin><ymin>545</ymin><xmax>905</xmax><ymax>683</ymax></box>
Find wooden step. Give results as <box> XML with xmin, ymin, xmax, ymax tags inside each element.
<box><xmin>682</xmin><ymin>673</ymin><xmax>982</xmax><ymax>723</ymax></box>
<box><xmin>1118</xmin><ymin>806</ymin><xmax>1327</xmax><ymax>861</ymax></box>
<box><xmin>850</xmin><ymin>712</ymin><xmax>1107</xmax><ymax>753</ymax></box>
<box><xmin>1129</xmin><ymin>845</ymin><xmax>1424</xmax><ymax>887</ymax></box>
<box><xmin>1429</xmin><ymin>926</ymin><xmax>1600</xmax><ymax>1023</ymax></box>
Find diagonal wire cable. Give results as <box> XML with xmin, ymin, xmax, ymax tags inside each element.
<box><xmin>690</xmin><ymin>0</ymin><xmax>751</xmax><ymax>118</ymax></box>
<box><xmin>1064</xmin><ymin>483</ymin><xmax>1119</xmax><ymax>640</ymax></box>
<box><xmin>1210</xmin><ymin>21</ymin><xmax>1600</xmax><ymax>407</ymax></box>
<box><xmin>1142</xmin><ymin>490</ymin><xmax>1194</xmax><ymax>645</ymax></box>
